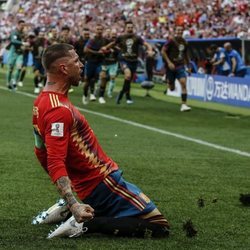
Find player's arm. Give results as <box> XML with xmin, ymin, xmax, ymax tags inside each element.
<box><xmin>143</xmin><ymin>41</ymin><xmax>154</xmax><ymax>55</ymax></box>
<box><xmin>161</xmin><ymin>42</ymin><xmax>175</xmax><ymax>70</ymax></box>
<box><xmin>33</xmin><ymin>125</ymin><xmax>48</xmax><ymax>173</ymax></box>
<box><xmin>56</xmin><ymin>176</ymin><xmax>94</xmax><ymax>223</ymax></box>
<box><xmin>184</xmin><ymin>43</ymin><xmax>192</xmax><ymax>73</ymax></box>
<box><xmin>101</xmin><ymin>40</ymin><xmax>116</xmax><ymax>51</ymax></box>
<box><xmin>84</xmin><ymin>46</ymin><xmax>104</xmax><ymax>55</ymax></box>
<box><xmin>11</xmin><ymin>32</ymin><xmax>29</xmax><ymax>46</ymax></box>
<box><xmin>44</xmin><ymin>107</ymin><xmax>94</xmax><ymax>222</ymax></box>
<box><xmin>230</xmin><ymin>56</ymin><xmax>237</xmax><ymax>75</ymax></box>
<box><xmin>84</xmin><ymin>39</ymin><xmax>104</xmax><ymax>55</ymax></box>
<box><xmin>212</xmin><ymin>54</ymin><xmax>225</xmax><ymax>66</ymax></box>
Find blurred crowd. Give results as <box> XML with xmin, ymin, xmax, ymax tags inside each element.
<box><xmin>0</xmin><ymin>0</ymin><xmax>249</xmax><ymax>42</ymax></box>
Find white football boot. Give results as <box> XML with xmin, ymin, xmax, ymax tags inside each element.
<box><xmin>89</xmin><ymin>94</ymin><xmax>96</xmax><ymax>101</ymax></box>
<box><xmin>180</xmin><ymin>104</ymin><xmax>191</xmax><ymax>112</ymax></box>
<box><xmin>32</xmin><ymin>199</ymin><xmax>70</xmax><ymax>225</ymax></box>
<box><xmin>47</xmin><ymin>215</ymin><xmax>88</xmax><ymax>239</ymax></box>
<box><xmin>82</xmin><ymin>95</ymin><xmax>88</xmax><ymax>105</ymax></box>
<box><xmin>126</xmin><ymin>99</ymin><xmax>134</xmax><ymax>104</ymax></box>
<box><xmin>98</xmin><ymin>97</ymin><xmax>106</xmax><ymax>104</ymax></box>
<box><xmin>17</xmin><ymin>81</ymin><xmax>23</xmax><ymax>87</ymax></box>
<box><xmin>34</xmin><ymin>87</ymin><xmax>40</xmax><ymax>94</ymax></box>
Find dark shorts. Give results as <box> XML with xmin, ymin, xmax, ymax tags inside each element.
<box><xmin>235</xmin><ymin>68</ymin><xmax>247</xmax><ymax>78</ymax></box>
<box><xmin>22</xmin><ymin>53</ymin><xmax>29</xmax><ymax>67</ymax></box>
<box><xmin>33</xmin><ymin>59</ymin><xmax>45</xmax><ymax>75</ymax></box>
<box><xmin>166</xmin><ymin>65</ymin><xmax>187</xmax><ymax>83</ymax></box>
<box><xmin>85</xmin><ymin>61</ymin><xmax>102</xmax><ymax>80</ymax></box>
<box><xmin>83</xmin><ymin>170</ymin><xmax>156</xmax><ymax>218</ymax></box>
<box><xmin>120</xmin><ymin>60</ymin><xmax>138</xmax><ymax>75</ymax></box>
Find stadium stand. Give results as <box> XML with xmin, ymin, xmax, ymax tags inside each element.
<box><xmin>0</xmin><ymin>0</ymin><xmax>249</xmax><ymax>41</ymax></box>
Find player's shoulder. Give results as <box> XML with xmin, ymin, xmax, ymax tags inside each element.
<box><xmin>34</xmin><ymin>92</ymin><xmax>69</xmax><ymax>110</ymax></box>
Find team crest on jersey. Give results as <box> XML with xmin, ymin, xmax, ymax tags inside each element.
<box><xmin>51</xmin><ymin>123</ymin><xmax>64</xmax><ymax>137</ymax></box>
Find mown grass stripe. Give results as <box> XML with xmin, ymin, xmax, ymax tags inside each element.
<box><xmin>1</xmin><ymin>85</ymin><xmax>250</xmax><ymax>158</ymax></box>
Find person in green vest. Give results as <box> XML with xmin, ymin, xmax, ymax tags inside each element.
<box><xmin>6</xmin><ymin>19</ymin><xmax>29</xmax><ymax>90</ymax></box>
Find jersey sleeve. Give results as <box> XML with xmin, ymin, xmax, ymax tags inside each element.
<box><xmin>11</xmin><ymin>31</ymin><xmax>23</xmax><ymax>45</ymax></box>
<box><xmin>138</xmin><ymin>36</ymin><xmax>144</xmax><ymax>45</ymax></box>
<box><xmin>162</xmin><ymin>39</ymin><xmax>171</xmax><ymax>52</ymax></box>
<box><xmin>44</xmin><ymin>106</ymin><xmax>73</xmax><ymax>183</ymax></box>
<box><xmin>86</xmin><ymin>39</ymin><xmax>96</xmax><ymax>50</ymax></box>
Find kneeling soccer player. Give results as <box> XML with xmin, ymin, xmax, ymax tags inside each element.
<box><xmin>32</xmin><ymin>43</ymin><xmax>170</xmax><ymax>239</ymax></box>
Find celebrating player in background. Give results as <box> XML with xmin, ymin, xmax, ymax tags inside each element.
<box><xmin>104</xmin><ymin>21</ymin><xmax>153</xmax><ymax>104</ymax></box>
<box><xmin>82</xmin><ymin>24</ymin><xmax>108</xmax><ymax>104</ymax></box>
<box><xmin>32</xmin><ymin>43</ymin><xmax>169</xmax><ymax>239</ymax></box>
<box><xmin>32</xmin><ymin>31</ymin><xmax>48</xmax><ymax>94</ymax></box>
<box><xmin>6</xmin><ymin>20</ymin><xmax>28</xmax><ymax>90</ymax></box>
<box><xmin>74</xmin><ymin>28</ymin><xmax>90</xmax><ymax>82</ymax></box>
<box><xmin>98</xmin><ymin>29</ymin><xmax>120</xmax><ymax>103</ymax></box>
<box><xmin>161</xmin><ymin>26</ymin><xmax>191</xmax><ymax>112</ymax></box>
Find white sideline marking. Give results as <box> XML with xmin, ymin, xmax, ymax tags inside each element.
<box><xmin>1</xmin><ymin>86</ymin><xmax>250</xmax><ymax>158</ymax></box>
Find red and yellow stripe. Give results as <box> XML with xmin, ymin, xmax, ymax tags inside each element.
<box><xmin>103</xmin><ymin>175</ymin><xmax>146</xmax><ymax>211</ymax></box>
<box><xmin>49</xmin><ymin>93</ymin><xmax>60</xmax><ymax>108</ymax></box>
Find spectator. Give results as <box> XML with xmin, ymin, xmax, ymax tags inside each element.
<box><xmin>224</xmin><ymin>42</ymin><xmax>247</xmax><ymax>77</ymax></box>
<box><xmin>1</xmin><ymin>0</ymin><xmax>249</xmax><ymax>40</ymax></box>
<box><xmin>209</xmin><ymin>44</ymin><xmax>231</xmax><ymax>76</ymax></box>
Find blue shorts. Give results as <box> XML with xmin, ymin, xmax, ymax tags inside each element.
<box><xmin>82</xmin><ymin>170</ymin><xmax>156</xmax><ymax>218</ymax></box>
<box><xmin>120</xmin><ymin>61</ymin><xmax>138</xmax><ymax>75</ymax></box>
<box><xmin>166</xmin><ymin>65</ymin><xmax>187</xmax><ymax>83</ymax></box>
<box><xmin>22</xmin><ymin>53</ymin><xmax>29</xmax><ymax>67</ymax></box>
<box><xmin>33</xmin><ymin>59</ymin><xmax>45</xmax><ymax>75</ymax></box>
<box><xmin>101</xmin><ymin>63</ymin><xmax>118</xmax><ymax>77</ymax></box>
<box><xmin>85</xmin><ymin>61</ymin><xmax>102</xmax><ymax>80</ymax></box>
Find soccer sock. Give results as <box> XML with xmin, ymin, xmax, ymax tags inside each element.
<box><xmin>99</xmin><ymin>86</ymin><xmax>105</xmax><ymax>98</ymax></box>
<box><xmin>122</xmin><ymin>79</ymin><xmax>131</xmax><ymax>100</ymax></box>
<box><xmin>6</xmin><ymin>66</ymin><xmax>13</xmax><ymax>84</ymax></box>
<box><xmin>181</xmin><ymin>93</ymin><xmax>187</xmax><ymax>103</ymax></box>
<box><xmin>90</xmin><ymin>79</ymin><xmax>95</xmax><ymax>95</ymax></box>
<box><xmin>116</xmin><ymin>90</ymin><xmax>124</xmax><ymax>103</ymax></box>
<box><xmin>108</xmin><ymin>80</ymin><xmax>115</xmax><ymax>93</ymax></box>
<box><xmin>83</xmin><ymin>216</ymin><xmax>170</xmax><ymax>238</ymax></box>
<box><xmin>34</xmin><ymin>75</ymin><xmax>39</xmax><ymax>88</ymax></box>
<box><xmin>14</xmin><ymin>68</ymin><xmax>21</xmax><ymax>83</ymax></box>
<box><xmin>43</xmin><ymin>76</ymin><xmax>47</xmax><ymax>86</ymax></box>
<box><xmin>20</xmin><ymin>69</ymin><xmax>26</xmax><ymax>82</ymax></box>
<box><xmin>83</xmin><ymin>82</ymin><xmax>89</xmax><ymax>97</ymax></box>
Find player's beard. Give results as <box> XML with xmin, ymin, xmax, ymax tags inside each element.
<box><xmin>69</xmin><ymin>75</ymin><xmax>80</xmax><ymax>87</ymax></box>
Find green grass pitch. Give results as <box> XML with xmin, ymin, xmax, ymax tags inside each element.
<box><xmin>0</xmin><ymin>67</ymin><xmax>249</xmax><ymax>249</ymax></box>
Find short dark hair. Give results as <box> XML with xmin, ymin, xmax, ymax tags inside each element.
<box><xmin>42</xmin><ymin>43</ymin><xmax>74</xmax><ymax>70</ymax></box>
<box><xmin>61</xmin><ymin>25</ymin><xmax>70</xmax><ymax>31</ymax></box>
<box><xmin>18</xmin><ymin>20</ymin><xmax>25</xmax><ymax>24</ymax></box>
<box><xmin>125</xmin><ymin>20</ymin><xmax>133</xmax><ymax>26</ymax></box>
<box><xmin>210</xmin><ymin>44</ymin><xmax>218</xmax><ymax>50</ymax></box>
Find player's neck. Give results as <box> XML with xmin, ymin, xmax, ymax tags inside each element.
<box><xmin>43</xmin><ymin>76</ymin><xmax>69</xmax><ymax>95</ymax></box>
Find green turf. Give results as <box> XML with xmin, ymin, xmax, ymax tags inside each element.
<box><xmin>0</xmin><ymin>67</ymin><xmax>249</xmax><ymax>249</ymax></box>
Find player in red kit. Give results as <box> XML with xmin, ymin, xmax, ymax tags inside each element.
<box><xmin>32</xmin><ymin>43</ymin><xmax>169</xmax><ymax>239</ymax></box>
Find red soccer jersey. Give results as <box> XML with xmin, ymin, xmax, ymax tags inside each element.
<box><xmin>32</xmin><ymin>91</ymin><xmax>118</xmax><ymax>200</ymax></box>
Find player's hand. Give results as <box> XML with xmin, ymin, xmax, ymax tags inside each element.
<box><xmin>99</xmin><ymin>47</ymin><xmax>109</xmax><ymax>54</ymax></box>
<box><xmin>186</xmin><ymin>67</ymin><xmax>192</xmax><ymax>75</ymax></box>
<box><xmin>70</xmin><ymin>202</ymin><xmax>94</xmax><ymax>223</ymax></box>
<box><xmin>147</xmin><ymin>50</ymin><xmax>154</xmax><ymax>57</ymax></box>
<box><xmin>168</xmin><ymin>62</ymin><xmax>175</xmax><ymax>70</ymax></box>
<box><xmin>22</xmin><ymin>42</ymin><xmax>30</xmax><ymax>47</ymax></box>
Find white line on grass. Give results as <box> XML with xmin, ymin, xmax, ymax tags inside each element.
<box><xmin>1</xmin><ymin>86</ymin><xmax>250</xmax><ymax>158</ymax></box>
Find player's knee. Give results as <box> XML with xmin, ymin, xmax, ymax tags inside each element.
<box><xmin>151</xmin><ymin>223</ymin><xmax>170</xmax><ymax>238</ymax></box>
<box><xmin>124</xmin><ymin>70</ymin><xmax>131</xmax><ymax>80</ymax></box>
<box><xmin>100</xmin><ymin>71</ymin><xmax>106</xmax><ymax>79</ymax></box>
